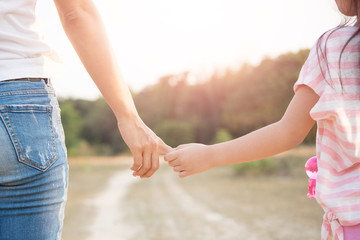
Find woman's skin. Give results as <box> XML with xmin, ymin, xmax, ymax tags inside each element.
<box><xmin>53</xmin><ymin>0</ymin><xmax>172</xmax><ymax>178</ymax></box>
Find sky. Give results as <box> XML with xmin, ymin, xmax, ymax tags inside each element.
<box><xmin>37</xmin><ymin>0</ymin><xmax>343</xmax><ymax>100</ymax></box>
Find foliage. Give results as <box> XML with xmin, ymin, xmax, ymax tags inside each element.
<box><xmin>59</xmin><ymin>99</ymin><xmax>83</xmax><ymax>155</ymax></box>
<box><xmin>59</xmin><ymin>49</ymin><xmax>315</xmax><ymax>156</ymax></box>
<box><xmin>212</xmin><ymin>128</ymin><xmax>233</xmax><ymax>144</ymax></box>
<box><xmin>231</xmin><ymin>158</ymin><xmax>277</xmax><ymax>177</ymax></box>
<box><xmin>154</xmin><ymin>120</ymin><xmax>196</xmax><ymax>147</ymax></box>
<box><xmin>59</xmin><ymin>98</ymin><xmax>127</xmax><ymax>156</ymax></box>
<box><xmin>231</xmin><ymin>154</ymin><xmax>313</xmax><ymax>177</ymax></box>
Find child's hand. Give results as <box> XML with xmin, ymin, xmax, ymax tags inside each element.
<box><xmin>164</xmin><ymin>143</ymin><xmax>216</xmax><ymax>178</ymax></box>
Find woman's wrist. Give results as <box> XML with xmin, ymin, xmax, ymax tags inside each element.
<box><xmin>108</xmin><ymin>91</ymin><xmax>139</xmax><ymax>124</ymax></box>
<box><xmin>116</xmin><ymin>108</ymin><xmax>140</xmax><ymax>127</ymax></box>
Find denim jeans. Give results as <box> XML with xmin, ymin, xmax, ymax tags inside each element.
<box><xmin>0</xmin><ymin>79</ymin><xmax>68</xmax><ymax>240</ymax></box>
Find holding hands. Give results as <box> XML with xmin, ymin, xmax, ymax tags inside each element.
<box><xmin>164</xmin><ymin>143</ymin><xmax>216</xmax><ymax>178</ymax></box>
<box><xmin>118</xmin><ymin>116</ymin><xmax>172</xmax><ymax>179</ymax></box>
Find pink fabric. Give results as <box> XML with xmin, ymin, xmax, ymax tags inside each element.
<box><xmin>343</xmin><ymin>224</ymin><xmax>360</xmax><ymax>240</ymax></box>
<box><xmin>321</xmin><ymin>210</ymin><xmax>344</xmax><ymax>240</ymax></box>
<box><xmin>294</xmin><ymin>26</ymin><xmax>360</xmax><ymax>240</ymax></box>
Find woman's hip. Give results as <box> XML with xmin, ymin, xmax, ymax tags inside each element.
<box><xmin>0</xmin><ymin>78</ymin><xmax>68</xmax><ymax>239</ymax></box>
<box><xmin>0</xmin><ymin>78</ymin><xmax>67</xmax><ymax>175</ymax></box>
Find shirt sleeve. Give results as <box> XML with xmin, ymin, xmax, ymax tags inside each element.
<box><xmin>294</xmin><ymin>39</ymin><xmax>327</xmax><ymax>96</ymax></box>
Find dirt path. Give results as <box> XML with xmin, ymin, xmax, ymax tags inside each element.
<box><xmin>86</xmin><ymin>166</ymin><xmax>260</xmax><ymax>240</ymax></box>
<box><xmin>160</xmin><ymin>172</ymin><xmax>259</xmax><ymax>240</ymax></box>
<box><xmin>86</xmin><ymin>170</ymin><xmax>139</xmax><ymax>240</ymax></box>
<box><xmin>64</xmin><ymin>147</ymin><xmax>322</xmax><ymax>240</ymax></box>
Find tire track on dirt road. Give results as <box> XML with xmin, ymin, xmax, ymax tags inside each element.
<box><xmin>161</xmin><ymin>172</ymin><xmax>260</xmax><ymax>240</ymax></box>
<box><xmin>86</xmin><ymin>167</ymin><xmax>261</xmax><ymax>240</ymax></box>
<box><xmin>86</xmin><ymin>170</ymin><xmax>139</xmax><ymax>240</ymax></box>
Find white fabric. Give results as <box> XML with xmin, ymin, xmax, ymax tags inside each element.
<box><xmin>0</xmin><ymin>0</ymin><xmax>58</xmax><ymax>80</ymax></box>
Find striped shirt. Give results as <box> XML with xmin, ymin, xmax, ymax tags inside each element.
<box><xmin>294</xmin><ymin>26</ymin><xmax>360</xmax><ymax>240</ymax></box>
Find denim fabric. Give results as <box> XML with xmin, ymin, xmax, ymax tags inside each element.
<box><xmin>0</xmin><ymin>80</ymin><xmax>68</xmax><ymax>240</ymax></box>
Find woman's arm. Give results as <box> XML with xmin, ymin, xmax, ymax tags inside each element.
<box><xmin>53</xmin><ymin>0</ymin><xmax>171</xmax><ymax>178</ymax></box>
<box><xmin>165</xmin><ymin>85</ymin><xmax>319</xmax><ymax>177</ymax></box>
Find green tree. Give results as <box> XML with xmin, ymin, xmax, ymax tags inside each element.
<box><xmin>59</xmin><ymin>100</ymin><xmax>83</xmax><ymax>155</ymax></box>
<box><xmin>212</xmin><ymin>128</ymin><xmax>233</xmax><ymax>144</ymax></box>
<box><xmin>154</xmin><ymin>120</ymin><xmax>196</xmax><ymax>148</ymax></box>
<box><xmin>58</xmin><ymin>48</ymin><xmax>315</xmax><ymax>157</ymax></box>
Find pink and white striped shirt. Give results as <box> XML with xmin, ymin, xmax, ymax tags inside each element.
<box><xmin>294</xmin><ymin>26</ymin><xmax>360</xmax><ymax>240</ymax></box>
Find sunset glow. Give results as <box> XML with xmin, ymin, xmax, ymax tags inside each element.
<box><xmin>37</xmin><ymin>0</ymin><xmax>342</xmax><ymax>99</ymax></box>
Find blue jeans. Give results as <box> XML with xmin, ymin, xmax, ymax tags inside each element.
<box><xmin>0</xmin><ymin>79</ymin><xmax>68</xmax><ymax>240</ymax></box>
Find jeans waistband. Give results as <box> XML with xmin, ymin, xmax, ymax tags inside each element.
<box><xmin>0</xmin><ymin>78</ymin><xmax>54</xmax><ymax>97</ymax></box>
<box><xmin>2</xmin><ymin>78</ymin><xmax>50</xmax><ymax>85</ymax></box>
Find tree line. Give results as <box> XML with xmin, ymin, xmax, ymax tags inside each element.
<box><xmin>59</xmin><ymin>49</ymin><xmax>316</xmax><ymax>156</ymax></box>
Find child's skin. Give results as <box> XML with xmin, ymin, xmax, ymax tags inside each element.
<box><xmin>164</xmin><ymin>86</ymin><xmax>318</xmax><ymax>177</ymax></box>
<box><xmin>165</xmin><ymin>0</ymin><xmax>360</xmax><ymax>178</ymax></box>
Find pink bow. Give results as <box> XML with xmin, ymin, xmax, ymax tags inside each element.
<box><xmin>321</xmin><ymin>210</ymin><xmax>344</xmax><ymax>240</ymax></box>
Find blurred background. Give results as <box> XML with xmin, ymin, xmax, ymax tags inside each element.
<box><xmin>35</xmin><ymin>0</ymin><xmax>346</xmax><ymax>239</ymax></box>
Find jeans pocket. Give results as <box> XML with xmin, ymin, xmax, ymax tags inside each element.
<box><xmin>0</xmin><ymin>104</ymin><xmax>58</xmax><ymax>171</ymax></box>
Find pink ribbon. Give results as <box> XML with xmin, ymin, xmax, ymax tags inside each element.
<box><xmin>321</xmin><ymin>210</ymin><xmax>344</xmax><ymax>240</ymax></box>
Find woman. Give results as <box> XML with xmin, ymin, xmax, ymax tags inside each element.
<box><xmin>0</xmin><ymin>0</ymin><xmax>170</xmax><ymax>239</ymax></box>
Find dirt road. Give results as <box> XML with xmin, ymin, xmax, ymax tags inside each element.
<box><xmin>83</xmin><ymin>167</ymin><xmax>260</xmax><ymax>240</ymax></box>
<box><xmin>63</xmin><ymin>149</ymin><xmax>323</xmax><ymax>240</ymax></box>
<box><xmin>86</xmin><ymin>170</ymin><xmax>139</xmax><ymax>240</ymax></box>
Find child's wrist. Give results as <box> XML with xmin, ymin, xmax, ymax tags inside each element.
<box><xmin>207</xmin><ymin>144</ymin><xmax>221</xmax><ymax>168</ymax></box>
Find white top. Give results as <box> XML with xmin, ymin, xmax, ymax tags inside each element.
<box><xmin>0</xmin><ymin>0</ymin><xmax>57</xmax><ymax>80</ymax></box>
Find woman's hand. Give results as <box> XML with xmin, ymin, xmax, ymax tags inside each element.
<box><xmin>54</xmin><ymin>0</ymin><xmax>172</xmax><ymax>178</ymax></box>
<box><xmin>164</xmin><ymin>143</ymin><xmax>216</xmax><ymax>178</ymax></box>
<box><xmin>118</xmin><ymin>116</ymin><xmax>172</xmax><ymax>178</ymax></box>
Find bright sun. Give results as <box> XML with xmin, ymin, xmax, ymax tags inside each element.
<box><xmin>37</xmin><ymin>0</ymin><xmax>341</xmax><ymax>99</ymax></box>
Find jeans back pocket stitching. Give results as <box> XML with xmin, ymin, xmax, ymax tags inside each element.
<box><xmin>0</xmin><ymin>111</ymin><xmax>22</xmax><ymax>162</ymax></box>
<box><xmin>6</xmin><ymin>106</ymin><xmax>58</xmax><ymax>171</ymax></box>
<box><xmin>0</xmin><ymin>106</ymin><xmax>58</xmax><ymax>171</ymax></box>
<box><xmin>46</xmin><ymin>106</ymin><xmax>58</xmax><ymax>168</ymax></box>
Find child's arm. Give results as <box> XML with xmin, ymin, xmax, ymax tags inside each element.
<box><xmin>164</xmin><ymin>85</ymin><xmax>319</xmax><ymax>178</ymax></box>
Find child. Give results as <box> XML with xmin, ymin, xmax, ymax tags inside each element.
<box><xmin>165</xmin><ymin>0</ymin><xmax>360</xmax><ymax>239</ymax></box>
